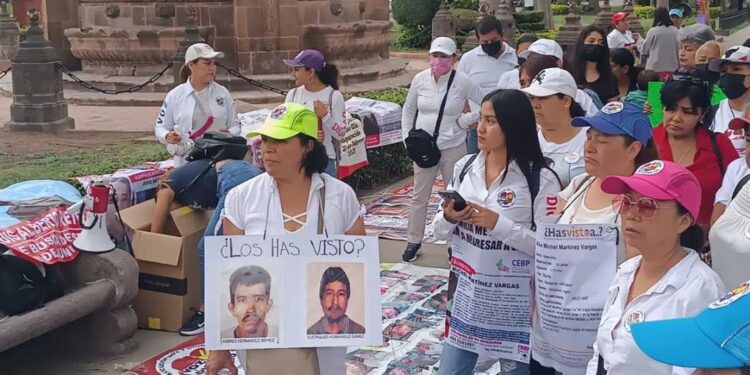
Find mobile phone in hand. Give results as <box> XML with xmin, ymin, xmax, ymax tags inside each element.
<box><xmin>438</xmin><ymin>190</ymin><xmax>467</xmax><ymax>211</ymax></box>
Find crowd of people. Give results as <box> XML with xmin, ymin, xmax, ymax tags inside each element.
<box><xmin>148</xmin><ymin>8</ymin><xmax>750</xmax><ymax>375</ymax></box>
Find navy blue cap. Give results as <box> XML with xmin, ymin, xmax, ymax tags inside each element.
<box><xmin>572</xmin><ymin>102</ymin><xmax>653</xmax><ymax>145</ymax></box>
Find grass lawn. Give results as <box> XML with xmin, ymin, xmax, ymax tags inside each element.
<box><xmin>0</xmin><ymin>143</ymin><xmax>169</xmax><ymax>189</ymax></box>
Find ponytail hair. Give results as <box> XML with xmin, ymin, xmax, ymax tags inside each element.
<box><xmin>316</xmin><ymin>64</ymin><xmax>340</xmax><ymax>90</ymax></box>
<box><xmin>180</xmin><ymin>64</ymin><xmax>191</xmax><ymax>83</ymax></box>
<box><xmin>677</xmin><ymin>204</ymin><xmax>706</xmax><ymax>251</ymax></box>
<box><xmin>296</xmin><ymin>134</ymin><xmax>329</xmax><ymax>176</ymax></box>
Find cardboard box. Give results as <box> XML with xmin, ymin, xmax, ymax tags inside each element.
<box><xmin>121</xmin><ymin>199</ymin><xmax>212</xmax><ymax>332</ymax></box>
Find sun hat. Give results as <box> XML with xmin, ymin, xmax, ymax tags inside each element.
<box><xmin>572</xmin><ymin>102</ymin><xmax>653</xmax><ymax>145</ymax></box>
<box><xmin>521</xmin><ymin>67</ymin><xmax>577</xmax><ymax>99</ymax></box>
<box><xmin>429</xmin><ymin>37</ymin><xmax>457</xmax><ymax>56</ymax></box>
<box><xmin>632</xmin><ymin>280</ymin><xmax>750</xmax><ymax>369</ymax></box>
<box><xmin>246</xmin><ymin>103</ymin><xmax>318</xmax><ymax>140</ymax></box>
<box><xmin>184</xmin><ymin>43</ymin><xmax>224</xmax><ymax>65</ymax></box>
<box><xmin>709</xmin><ymin>45</ymin><xmax>750</xmax><ymax>72</ymax></box>
<box><xmin>611</xmin><ymin>12</ymin><xmax>628</xmax><ymax>24</ymax></box>
<box><xmin>669</xmin><ymin>8</ymin><xmax>684</xmax><ymax>18</ymax></box>
<box><xmin>283</xmin><ymin>49</ymin><xmax>326</xmax><ymax>71</ymax></box>
<box><xmin>517</xmin><ymin>39</ymin><xmax>564</xmax><ymax>61</ymax></box>
<box><xmin>601</xmin><ymin>160</ymin><xmax>702</xmax><ymax>223</ymax></box>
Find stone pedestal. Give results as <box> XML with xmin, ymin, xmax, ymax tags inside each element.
<box><xmin>172</xmin><ymin>6</ymin><xmax>204</xmax><ymax>85</ymax></box>
<box><xmin>556</xmin><ymin>2</ymin><xmax>583</xmax><ymax>52</ymax></box>
<box><xmin>623</xmin><ymin>0</ymin><xmax>644</xmax><ymax>37</ymax></box>
<box><xmin>432</xmin><ymin>0</ymin><xmax>455</xmax><ymax>40</ymax></box>
<box><xmin>496</xmin><ymin>0</ymin><xmax>516</xmax><ymax>47</ymax></box>
<box><xmin>0</xmin><ymin>1</ymin><xmax>19</xmax><ymax>65</ymax></box>
<box><xmin>6</xmin><ymin>9</ymin><xmax>74</xmax><ymax>132</ymax></box>
<box><xmin>593</xmin><ymin>0</ymin><xmax>612</xmax><ymax>31</ymax></box>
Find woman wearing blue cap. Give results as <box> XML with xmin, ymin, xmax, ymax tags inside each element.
<box><xmin>283</xmin><ymin>49</ymin><xmax>347</xmax><ymax>178</ymax></box>
<box><xmin>530</xmin><ymin>102</ymin><xmax>659</xmax><ymax>374</ymax></box>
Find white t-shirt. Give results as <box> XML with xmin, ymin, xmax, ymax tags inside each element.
<box><xmin>586</xmin><ymin>250</ymin><xmax>725</xmax><ymax>375</ymax></box>
<box><xmin>710</xmin><ymin>99</ymin><xmax>747</xmax><ymax>157</ymax></box>
<box><xmin>286</xmin><ymin>86</ymin><xmax>348</xmax><ymax>160</ymax></box>
<box><xmin>538</xmin><ymin>128</ymin><xmax>588</xmax><ymax>188</ymax></box>
<box><xmin>607</xmin><ymin>29</ymin><xmax>635</xmax><ymax>49</ymax></box>
<box><xmin>714</xmin><ymin>157</ymin><xmax>750</xmax><ymax>205</ymax></box>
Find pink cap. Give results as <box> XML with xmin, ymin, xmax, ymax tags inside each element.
<box><xmin>601</xmin><ymin>160</ymin><xmax>702</xmax><ymax>223</ymax></box>
<box><xmin>611</xmin><ymin>12</ymin><xmax>628</xmax><ymax>24</ymax></box>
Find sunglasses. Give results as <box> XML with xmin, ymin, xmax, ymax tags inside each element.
<box><xmin>612</xmin><ymin>196</ymin><xmax>677</xmax><ymax>218</ymax></box>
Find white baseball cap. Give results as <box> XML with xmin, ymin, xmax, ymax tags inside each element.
<box><xmin>709</xmin><ymin>45</ymin><xmax>750</xmax><ymax>72</ymax></box>
<box><xmin>521</xmin><ymin>67</ymin><xmax>577</xmax><ymax>98</ymax></box>
<box><xmin>517</xmin><ymin>39</ymin><xmax>564</xmax><ymax>61</ymax></box>
<box><xmin>185</xmin><ymin>43</ymin><xmax>224</xmax><ymax>65</ymax></box>
<box><xmin>430</xmin><ymin>37</ymin><xmax>457</xmax><ymax>56</ymax></box>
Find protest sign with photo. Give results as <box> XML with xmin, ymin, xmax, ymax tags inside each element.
<box><xmin>531</xmin><ymin>223</ymin><xmax>618</xmax><ymax>374</ymax></box>
<box><xmin>336</xmin><ymin>112</ymin><xmax>370</xmax><ymax>179</ymax></box>
<box><xmin>345</xmin><ymin>97</ymin><xmax>403</xmax><ymax>149</ymax></box>
<box><xmin>446</xmin><ymin>222</ymin><xmax>533</xmax><ymax>363</ymax></box>
<box><xmin>0</xmin><ymin>206</ymin><xmax>81</xmax><ymax>264</ymax></box>
<box><xmin>204</xmin><ymin>234</ymin><xmax>382</xmax><ymax>350</ymax></box>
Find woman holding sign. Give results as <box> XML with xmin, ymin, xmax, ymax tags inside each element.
<box><xmin>585</xmin><ymin>160</ymin><xmax>726</xmax><ymax>375</ymax></box>
<box><xmin>207</xmin><ymin>103</ymin><xmax>365</xmax><ymax>375</ymax></box>
<box><xmin>432</xmin><ymin>89</ymin><xmax>562</xmax><ymax>375</ymax></box>
<box><xmin>530</xmin><ymin>102</ymin><xmax>658</xmax><ymax>374</ymax></box>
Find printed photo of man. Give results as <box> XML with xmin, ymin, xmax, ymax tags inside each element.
<box><xmin>222</xmin><ymin>265</ymin><xmax>274</xmax><ymax>339</ymax></box>
<box><xmin>307</xmin><ymin>266</ymin><xmax>366</xmax><ymax>335</ymax></box>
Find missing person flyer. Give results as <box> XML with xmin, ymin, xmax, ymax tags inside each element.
<box><xmin>204</xmin><ymin>234</ymin><xmax>383</xmax><ymax>350</ymax></box>
<box><xmin>446</xmin><ymin>222</ymin><xmax>533</xmax><ymax>363</ymax></box>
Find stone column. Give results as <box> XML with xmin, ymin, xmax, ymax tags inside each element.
<box><xmin>496</xmin><ymin>0</ymin><xmax>517</xmax><ymax>47</ymax></box>
<box><xmin>0</xmin><ymin>1</ymin><xmax>19</xmax><ymax>68</ymax></box>
<box><xmin>41</xmin><ymin>0</ymin><xmax>80</xmax><ymax>70</ymax></box>
<box><xmin>6</xmin><ymin>8</ymin><xmax>74</xmax><ymax>132</ymax></box>
<box><xmin>234</xmin><ymin>0</ymin><xmax>300</xmax><ymax>75</ymax></box>
<box><xmin>431</xmin><ymin>0</ymin><xmax>455</xmax><ymax>41</ymax></box>
<box><xmin>555</xmin><ymin>1</ymin><xmax>583</xmax><ymax>52</ymax></box>
<box><xmin>172</xmin><ymin>6</ymin><xmax>205</xmax><ymax>85</ymax></box>
<box><xmin>593</xmin><ymin>0</ymin><xmax>613</xmax><ymax>31</ymax></box>
<box><xmin>623</xmin><ymin>0</ymin><xmax>644</xmax><ymax>37</ymax></box>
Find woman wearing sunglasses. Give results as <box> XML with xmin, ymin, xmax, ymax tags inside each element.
<box><xmin>585</xmin><ymin>160</ymin><xmax>726</xmax><ymax>375</ymax></box>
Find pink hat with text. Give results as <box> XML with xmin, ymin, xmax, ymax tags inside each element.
<box><xmin>601</xmin><ymin>160</ymin><xmax>702</xmax><ymax>223</ymax></box>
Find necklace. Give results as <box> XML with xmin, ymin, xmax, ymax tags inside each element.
<box><xmin>674</xmin><ymin>144</ymin><xmax>695</xmax><ymax>165</ymax></box>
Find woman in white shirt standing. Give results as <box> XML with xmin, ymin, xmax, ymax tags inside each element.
<box><xmin>523</xmin><ymin>67</ymin><xmax>588</xmax><ymax>188</ymax></box>
<box><xmin>401</xmin><ymin>37</ymin><xmax>486</xmax><ymax>262</ymax></box>
<box><xmin>155</xmin><ymin>43</ymin><xmax>240</xmax><ymax>167</ymax></box>
<box><xmin>586</xmin><ymin>160</ymin><xmax>726</xmax><ymax>375</ymax></box>
<box><xmin>434</xmin><ymin>89</ymin><xmax>562</xmax><ymax>375</ymax></box>
<box><xmin>207</xmin><ymin>103</ymin><xmax>364</xmax><ymax>375</ymax></box>
<box><xmin>283</xmin><ymin>49</ymin><xmax>347</xmax><ymax>178</ymax></box>
<box><xmin>607</xmin><ymin>12</ymin><xmax>639</xmax><ymax>51</ymax></box>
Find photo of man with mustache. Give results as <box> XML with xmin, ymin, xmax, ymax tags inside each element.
<box><xmin>307</xmin><ymin>266</ymin><xmax>366</xmax><ymax>335</ymax></box>
<box><xmin>222</xmin><ymin>265</ymin><xmax>275</xmax><ymax>339</ymax></box>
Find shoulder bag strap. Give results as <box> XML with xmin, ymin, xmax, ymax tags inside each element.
<box><xmin>458</xmin><ymin>153</ymin><xmax>480</xmax><ymax>184</ymax></box>
<box><xmin>733</xmin><ymin>174</ymin><xmax>750</xmax><ymax>200</ymax></box>
<box><xmin>432</xmin><ymin>70</ymin><xmax>457</xmax><ymax>139</ymax></box>
<box><xmin>318</xmin><ymin>179</ymin><xmax>327</xmax><ymax>236</ymax></box>
<box><xmin>558</xmin><ymin>175</ymin><xmax>596</xmax><ymax>218</ymax></box>
<box><xmin>708</xmin><ymin>131</ymin><xmax>726</xmax><ymax>176</ymax></box>
<box><xmin>528</xmin><ymin>162</ymin><xmax>542</xmax><ymax>231</ymax></box>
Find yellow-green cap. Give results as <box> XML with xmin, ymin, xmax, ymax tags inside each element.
<box><xmin>246</xmin><ymin>103</ymin><xmax>318</xmax><ymax>140</ymax></box>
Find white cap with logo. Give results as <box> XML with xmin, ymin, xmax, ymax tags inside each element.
<box><xmin>185</xmin><ymin>43</ymin><xmax>225</xmax><ymax>65</ymax></box>
<box><xmin>521</xmin><ymin>67</ymin><xmax>578</xmax><ymax>99</ymax></box>
<box><xmin>429</xmin><ymin>37</ymin><xmax>457</xmax><ymax>56</ymax></box>
<box><xmin>517</xmin><ymin>39</ymin><xmax>564</xmax><ymax>62</ymax></box>
<box><xmin>709</xmin><ymin>45</ymin><xmax>750</xmax><ymax>72</ymax></box>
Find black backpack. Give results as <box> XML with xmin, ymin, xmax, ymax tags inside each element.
<box><xmin>186</xmin><ymin>131</ymin><xmax>248</xmax><ymax>162</ymax></box>
<box><xmin>0</xmin><ymin>252</ymin><xmax>62</xmax><ymax>316</ymax></box>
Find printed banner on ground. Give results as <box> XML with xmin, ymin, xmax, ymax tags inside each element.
<box><xmin>531</xmin><ymin>223</ymin><xmax>618</xmax><ymax>374</ymax></box>
<box><xmin>446</xmin><ymin>222</ymin><xmax>533</xmax><ymax>363</ymax></box>
<box><xmin>205</xmin><ymin>234</ymin><xmax>383</xmax><ymax>350</ymax></box>
<box><xmin>0</xmin><ymin>206</ymin><xmax>81</xmax><ymax>264</ymax></box>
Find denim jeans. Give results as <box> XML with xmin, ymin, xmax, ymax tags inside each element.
<box><xmin>325</xmin><ymin>158</ymin><xmax>337</xmax><ymax>178</ymax></box>
<box><xmin>197</xmin><ymin>160</ymin><xmax>262</xmax><ymax>302</ymax></box>
<box><xmin>467</xmin><ymin>128</ymin><xmax>479</xmax><ymax>155</ymax></box>
<box><xmin>437</xmin><ymin>343</ymin><xmax>530</xmax><ymax>375</ymax></box>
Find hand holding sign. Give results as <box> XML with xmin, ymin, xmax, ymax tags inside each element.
<box><xmin>466</xmin><ymin>202</ymin><xmax>499</xmax><ymax>230</ymax></box>
<box><xmin>206</xmin><ymin>350</ymin><xmax>237</xmax><ymax>375</ymax></box>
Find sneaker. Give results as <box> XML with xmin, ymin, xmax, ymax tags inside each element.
<box><xmin>179</xmin><ymin>310</ymin><xmax>205</xmax><ymax>336</ymax></box>
<box><xmin>402</xmin><ymin>242</ymin><xmax>421</xmax><ymax>262</ymax></box>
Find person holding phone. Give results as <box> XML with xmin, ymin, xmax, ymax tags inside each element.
<box><xmin>432</xmin><ymin>89</ymin><xmax>562</xmax><ymax>375</ymax></box>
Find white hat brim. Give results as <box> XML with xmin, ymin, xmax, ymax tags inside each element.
<box><xmin>521</xmin><ymin>85</ymin><xmax>559</xmax><ymax>97</ymax></box>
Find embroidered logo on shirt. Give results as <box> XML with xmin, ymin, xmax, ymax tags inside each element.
<box><xmin>270</xmin><ymin>105</ymin><xmax>288</xmax><ymax>120</ymax></box>
<box><xmin>601</xmin><ymin>102</ymin><xmax>624</xmax><ymax>115</ymax></box>
<box><xmin>624</xmin><ymin>311</ymin><xmax>645</xmax><ymax>331</ymax></box>
<box><xmin>216</xmin><ymin>97</ymin><xmax>225</xmax><ymax>107</ymax></box>
<box><xmin>708</xmin><ymin>281</ymin><xmax>750</xmax><ymax>309</ymax></box>
<box><xmin>636</xmin><ymin>160</ymin><xmax>664</xmax><ymax>175</ymax></box>
<box><xmin>498</xmin><ymin>189</ymin><xmax>516</xmax><ymax>208</ymax></box>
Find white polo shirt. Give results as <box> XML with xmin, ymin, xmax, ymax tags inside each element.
<box><xmin>458</xmin><ymin>43</ymin><xmax>518</xmax><ymax>94</ymax></box>
<box><xmin>496</xmin><ymin>68</ymin><xmax>520</xmax><ymax>90</ymax></box>
<box><xmin>585</xmin><ymin>249</ymin><xmax>725</xmax><ymax>375</ymax></box>
<box><xmin>432</xmin><ymin>152</ymin><xmax>563</xmax><ymax>256</ymax></box>
<box><xmin>607</xmin><ymin>29</ymin><xmax>635</xmax><ymax>49</ymax></box>
<box><xmin>538</xmin><ymin>127</ymin><xmax>588</xmax><ymax>188</ymax></box>
<box><xmin>715</xmin><ymin>157</ymin><xmax>750</xmax><ymax>205</ymax></box>
<box><xmin>401</xmin><ymin>69</ymin><xmax>487</xmax><ymax>150</ymax></box>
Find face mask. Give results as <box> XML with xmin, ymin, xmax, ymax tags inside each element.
<box><xmin>582</xmin><ymin>44</ymin><xmax>606</xmax><ymax>62</ymax></box>
<box><xmin>719</xmin><ymin>72</ymin><xmax>749</xmax><ymax>100</ymax></box>
<box><xmin>517</xmin><ymin>57</ymin><xmax>527</xmax><ymax>67</ymax></box>
<box><xmin>695</xmin><ymin>64</ymin><xmax>721</xmax><ymax>85</ymax></box>
<box><xmin>430</xmin><ymin>56</ymin><xmax>454</xmax><ymax>76</ymax></box>
<box><xmin>481</xmin><ymin>40</ymin><xmax>503</xmax><ymax>57</ymax></box>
